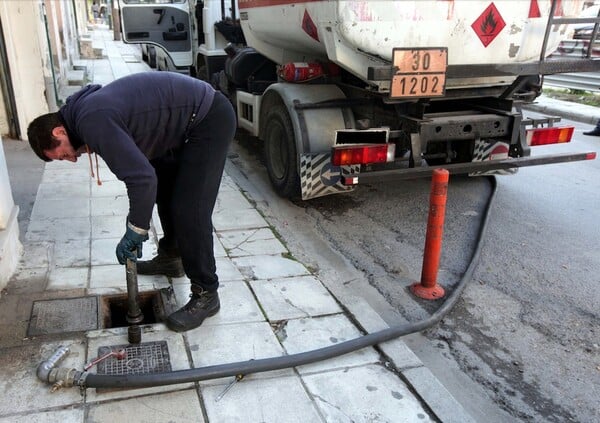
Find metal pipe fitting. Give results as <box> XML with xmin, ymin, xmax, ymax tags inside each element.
<box><xmin>36</xmin><ymin>345</ymin><xmax>70</xmax><ymax>382</ymax></box>
<box><xmin>48</xmin><ymin>367</ymin><xmax>83</xmax><ymax>392</ymax></box>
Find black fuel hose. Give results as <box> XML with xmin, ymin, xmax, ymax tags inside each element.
<box><xmin>82</xmin><ymin>176</ymin><xmax>497</xmax><ymax>389</ymax></box>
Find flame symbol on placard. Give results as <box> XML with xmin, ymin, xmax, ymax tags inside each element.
<box><xmin>480</xmin><ymin>11</ymin><xmax>497</xmax><ymax>35</ymax></box>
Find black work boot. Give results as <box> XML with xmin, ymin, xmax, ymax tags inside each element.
<box><xmin>583</xmin><ymin>127</ymin><xmax>600</xmax><ymax>136</ymax></box>
<box><xmin>137</xmin><ymin>251</ymin><xmax>185</xmax><ymax>277</ymax></box>
<box><xmin>166</xmin><ymin>289</ymin><xmax>220</xmax><ymax>332</ymax></box>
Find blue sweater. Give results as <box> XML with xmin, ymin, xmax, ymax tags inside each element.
<box><xmin>59</xmin><ymin>72</ymin><xmax>216</xmax><ymax>229</ymax></box>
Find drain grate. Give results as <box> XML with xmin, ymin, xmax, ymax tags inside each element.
<box><xmin>28</xmin><ymin>297</ymin><xmax>98</xmax><ymax>336</ymax></box>
<box><xmin>96</xmin><ymin>340</ymin><xmax>172</xmax><ymax>376</ymax></box>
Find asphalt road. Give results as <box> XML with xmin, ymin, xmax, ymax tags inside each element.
<box><xmin>228</xmin><ymin>118</ymin><xmax>600</xmax><ymax>422</ymax></box>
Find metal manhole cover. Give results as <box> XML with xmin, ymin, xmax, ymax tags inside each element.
<box><xmin>96</xmin><ymin>340</ymin><xmax>171</xmax><ymax>376</ymax></box>
<box><xmin>28</xmin><ymin>297</ymin><xmax>98</xmax><ymax>336</ymax></box>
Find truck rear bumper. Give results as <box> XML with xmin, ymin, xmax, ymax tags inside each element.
<box><xmin>346</xmin><ymin>151</ymin><xmax>596</xmax><ymax>184</ymax></box>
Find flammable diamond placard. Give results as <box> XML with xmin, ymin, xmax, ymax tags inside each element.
<box><xmin>471</xmin><ymin>2</ymin><xmax>506</xmax><ymax>47</ymax></box>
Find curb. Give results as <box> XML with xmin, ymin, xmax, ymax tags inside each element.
<box><xmin>522</xmin><ymin>95</ymin><xmax>600</xmax><ymax>126</ymax></box>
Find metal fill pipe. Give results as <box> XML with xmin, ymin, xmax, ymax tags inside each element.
<box><xmin>125</xmin><ymin>257</ymin><xmax>144</xmax><ymax>325</ymax></box>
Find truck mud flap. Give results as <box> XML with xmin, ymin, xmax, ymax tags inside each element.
<box><xmin>300</xmin><ymin>153</ymin><xmax>359</xmax><ymax>200</ymax></box>
<box><xmin>469</xmin><ymin>139</ymin><xmax>518</xmax><ymax>177</ymax></box>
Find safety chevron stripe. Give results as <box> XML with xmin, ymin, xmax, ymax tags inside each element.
<box><xmin>300</xmin><ymin>153</ymin><xmax>359</xmax><ymax>200</ymax></box>
<box><xmin>470</xmin><ymin>139</ymin><xmax>518</xmax><ymax>176</ymax></box>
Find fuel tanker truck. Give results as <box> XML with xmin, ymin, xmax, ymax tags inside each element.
<box><xmin>120</xmin><ymin>0</ymin><xmax>599</xmax><ymax>200</ymax></box>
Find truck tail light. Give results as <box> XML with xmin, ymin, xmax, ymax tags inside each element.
<box><xmin>526</xmin><ymin>126</ymin><xmax>574</xmax><ymax>146</ymax></box>
<box><xmin>331</xmin><ymin>143</ymin><xmax>396</xmax><ymax>166</ymax></box>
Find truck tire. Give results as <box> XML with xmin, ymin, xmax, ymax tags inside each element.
<box><xmin>147</xmin><ymin>46</ymin><xmax>157</xmax><ymax>68</ymax></box>
<box><xmin>196</xmin><ymin>65</ymin><xmax>208</xmax><ymax>81</ymax></box>
<box><xmin>263</xmin><ymin>104</ymin><xmax>300</xmax><ymax>198</ymax></box>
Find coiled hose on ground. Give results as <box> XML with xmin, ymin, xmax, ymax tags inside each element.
<box><xmin>40</xmin><ymin>176</ymin><xmax>497</xmax><ymax>390</ymax></box>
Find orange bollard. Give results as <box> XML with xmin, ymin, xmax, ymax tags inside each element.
<box><xmin>411</xmin><ymin>169</ymin><xmax>449</xmax><ymax>300</ymax></box>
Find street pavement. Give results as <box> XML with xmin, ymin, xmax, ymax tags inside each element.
<box><xmin>1</xmin><ymin>25</ymin><xmax>598</xmax><ymax>423</ymax></box>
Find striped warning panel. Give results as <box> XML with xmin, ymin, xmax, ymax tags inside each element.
<box><xmin>469</xmin><ymin>139</ymin><xmax>518</xmax><ymax>176</ymax></box>
<box><xmin>300</xmin><ymin>153</ymin><xmax>359</xmax><ymax>200</ymax></box>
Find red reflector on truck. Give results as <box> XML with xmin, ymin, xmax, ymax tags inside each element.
<box><xmin>526</xmin><ymin>126</ymin><xmax>574</xmax><ymax>146</ymax></box>
<box><xmin>342</xmin><ymin>175</ymin><xmax>359</xmax><ymax>185</ymax></box>
<box><xmin>331</xmin><ymin>144</ymin><xmax>395</xmax><ymax>166</ymax></box>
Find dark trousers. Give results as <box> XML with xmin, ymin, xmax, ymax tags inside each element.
<box><xmin>151</xmin><ymin>91</ymin><xmax>235</xmax><ymax>292</ymax></box>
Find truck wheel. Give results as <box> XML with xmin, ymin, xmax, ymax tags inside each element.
<box><xmin>147</xmin><ymin>46</ymin><xmax>157</xmax><ymax>68</ymax></box>
<box><xmin>196</xmin><ymin>65</ymin><xmax>208</xmax><ymax>81</ymax></box>
<box><xmin>264</xmin><ymin>105</ymin><xmax>300</xmax><ymax>198</ymax></box>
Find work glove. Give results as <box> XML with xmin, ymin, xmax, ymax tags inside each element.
<box><xmin>116</xmin><ymin>222</ymin><xmax>149</xmax><ymax>265</ymax></box>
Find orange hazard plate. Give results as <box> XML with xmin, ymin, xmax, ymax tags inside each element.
<box><xmin>390</xmin><ymin>47</ymin><xmax>447</xmax><ymax>99</ymax></box>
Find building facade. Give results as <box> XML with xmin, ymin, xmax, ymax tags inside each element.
<box><xmin>0</xmin><ymin>0</ymin><xmax>91</xmax><ymax>291</ymax></box>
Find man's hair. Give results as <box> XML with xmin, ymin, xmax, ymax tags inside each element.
<box><xmin>27</xmin><ymin>112</ymin><xmax>62</xmax><ymax>162</ymax></box>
